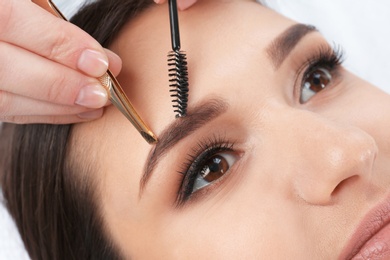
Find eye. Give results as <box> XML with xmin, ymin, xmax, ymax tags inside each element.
<box><xmin>191</xmin><ymin>152</ymin><xmax>237</xmax><ymax>193</ymax></box>
<box><xmin>298</xmin><ymin>45</ymin><xmax>344</xmax><ymax>104</ymax></box>
<box><xmin>177</xmin><ymin>140</ymin><xmax>239</xmax><ymax>205</ymax></box>
<box><xmin>300</xmin><ymin>67</ymin><xmax>332</xmax><ymax>103</ymax></box>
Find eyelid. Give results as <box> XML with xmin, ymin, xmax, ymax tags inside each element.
<box><xmin>175</xmin><ymin>135</ymin><xmax>240</xmax><ymax>207</ymax></box>
<box><xmin>176</xmin><ymin>149</ymin><xmax>243</xmax><ymax>208</ymax></box>
<box><xmin>292</xmin><ymin>43</ymin><xmax>345</xmax><ymax>104</ymax></box>
<box><xmin>191</xmin><ymin>151</ymin><xmax>239</xmax><ymax>193</ymax></box>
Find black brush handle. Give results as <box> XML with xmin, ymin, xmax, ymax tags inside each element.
<box><xmin>168</xmin><ymin>0</ymin><xmax>181</xmax><ymax>51</ymax></box>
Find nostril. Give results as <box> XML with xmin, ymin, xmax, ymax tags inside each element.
<box><xmin>331</xmin><ymin>175</ymin><xmax>360</xmax><ymax>199</ymax></box>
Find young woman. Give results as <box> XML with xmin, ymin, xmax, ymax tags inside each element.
<box><xmin>1</xmin><ymin>0</ymin><xmax>390</xmax><ymax>259</ymax></box>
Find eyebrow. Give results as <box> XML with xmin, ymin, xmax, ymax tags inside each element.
<box><xmin>139</xmin><ymin>24</ymin><xmax>316</xmax><ymax>195</ymax></box>
<box><xmin>266</xmin><ymin>23</ymin><xmax>317</xmax><ymax>69</ymax></box>
<box><xmin>140</xmin><ymin>99</ymin><xmax>228</xmax><ymax>194</ymax></box>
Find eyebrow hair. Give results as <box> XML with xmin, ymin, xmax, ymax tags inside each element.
<box><xmin>139</xmin><ymin>24</ymin><xmax>316</xmax><ymax>195</ymax></box>
<box><xmin>140</xmin><ymin>99</ymin><xmax>228</xmax><ymax>194</ymax></box>
<box><xmin>267</xmin><ymin>23</ymin><xmax>317</xmax><ymax>69</ymax></box>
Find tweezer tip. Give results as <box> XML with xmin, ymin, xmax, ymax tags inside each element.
<box><xmin>141</xmin><ymin>131</ymin><xmax>158</xmax><ymax>144</ymax></box>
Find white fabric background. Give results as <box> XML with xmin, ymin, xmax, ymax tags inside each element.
<box><xmin>1</xmin><ymin>1</ymin><xmax>389</xmax><ymax>259</ymax></box>
<box><xmin>264</xmin><ymin>0</ymin><xmax>390</xmax><ymax>93</ymax></box>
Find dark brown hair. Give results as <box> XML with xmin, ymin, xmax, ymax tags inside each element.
<box><xmin>0</xmin><ymin>0</ymin><xmax>153</xmax><ymax>259</ymax></box>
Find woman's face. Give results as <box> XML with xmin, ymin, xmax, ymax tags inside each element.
<box><xmin>73</xmin><ymin>0</ymin><xmax>390</xmax><ymax>258</ymax></box>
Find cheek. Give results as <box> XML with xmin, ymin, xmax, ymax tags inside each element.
<box><xmin>361</xmin><ymin>89</ymin><xmax>390</xmax><ymax>171</ymax></box>
<box><xmin>311</xmin><ymin>72</ymin><xmax>390</xmax><ymax>151</ymax></box>
<box><xmin>152</xmin><ymin>168</ymin><xmax>311</xmax><ymax>259</ymax></box>
<box><xmin>356</xmin><ymin>89</ymin><xmax>389</xmax><ymax>153</ymax></box>
<box><xmin>314</xmin><ymin>73</ymin><xmax>390</xmax><ymax>183</ymax></box>
<box><xmin>158</xmin><ymin>204</ymin><xmax>284</xmax><ymax>258</ymax></box>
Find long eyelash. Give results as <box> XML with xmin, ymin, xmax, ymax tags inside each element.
<box><xmin>295</xmin><ymin>44</ymin><xmax>345</xmax><ymax>102</ymax></box>
<box><xmin>176</xmin><ymin>134</ymin><xmax>234</xmax><ymax>206</ymax></box>
<box><xmin>303</xmin><ymin>44</ymin><xmax>345</xmax><ymax>73</ymax></box>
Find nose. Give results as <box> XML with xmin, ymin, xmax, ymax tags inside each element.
<box><xmin>280</xmin><ymin>111</ymin><xmax>378</xmax><ymax>205</ymax></box>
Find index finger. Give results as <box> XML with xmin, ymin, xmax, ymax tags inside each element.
<box><xmin>0</xmin><ymin>0</ymin><xmax>108</xmax><ymax>77</ymax></box>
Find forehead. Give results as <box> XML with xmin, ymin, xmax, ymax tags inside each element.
<box><xmin>83</xmin><ymin>1</ymin><xmax>305</xmax><ymax>254</ymax></box>
<box><xmin>109</xmin><ymin>0</ymin><xmax>295</xmax><ymax>133</ymax></box>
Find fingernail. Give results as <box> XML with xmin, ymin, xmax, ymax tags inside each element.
<box><xmin>75</xmin><ymin>84</ymin><xmax>108</xmax><ymax>108</ymax></box>
<box><xmin>78</xmin><ymin>109</ymin><xmax>104</xmax><ymax>119</ymax></box>
<box><xmin>177</xmin><ymin>0</ymin><xmax>197</xmax><ymax>10</ymax></box>
<box><xmin>78</xmin><ymin>49</ymin><xmax>109</xmax><ymax>77</ymax></box>
<box><xmin>153</xmin><ymin>0</ymin><xmax>163</xmax><ymax>3</ymax></box>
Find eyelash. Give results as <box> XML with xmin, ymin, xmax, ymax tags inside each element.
<box><xmin>296</xmin><ymin>44</ymin><xmax>345</xmax><ymax>103</ymax></box>
<box><xmin>176</xmin><ymin>135</ymin><xmax>235</xmax><ymax>206</ymax></box>
<box><xmin>174</xmin><ymin>45</ymin><xmax>345</xmax><ymax>206</ymax></box>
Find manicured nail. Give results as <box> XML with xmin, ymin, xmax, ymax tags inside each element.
<box><xmin>177</xmin><ymin>0</ymin><xmax>197</xmax><ymax>10</ymax></box>
<box><xmin>78</xmin><ymin>109</ymin><xmax>104</xmax><ymax>119</ymax></box>
<box><xmin>75</xmin><ymin>84</ymin><xmax>108</xmax><ymax>108</ymax></box>
<box><xmin>78</xmin><ymin>49</ymin><xmax>109</xmax><ymax>77</ymax></box>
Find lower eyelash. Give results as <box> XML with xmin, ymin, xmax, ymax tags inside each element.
<box><xmin>176</xmin><ymin>134</ymin><xmax>235</xmax><ymax>206</ymax></box>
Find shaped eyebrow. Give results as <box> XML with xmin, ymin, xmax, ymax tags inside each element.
<box><xmin>267</xmin><ymin>23</ymin><xmax>317</xmax><ymax>69</ymax></box>
<box><xmin>139</xmin><ymin>24</ymin><xmax>316</xmax><ymax>195</ymax></box>
<box><xmin>140</xmin><ymin>99</ymin><xmax>228</xmax><ymax>195</ymax></box>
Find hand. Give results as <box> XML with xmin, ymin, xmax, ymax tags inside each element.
<box><xmin>154</xmin><ymin>0</ymin><xmax>198</xmax><ymax>11</ymax></box>
<box><xmin>0</xmin><ymin>0</ymin><xmax>122</xmax><ymax>124</ymax></box>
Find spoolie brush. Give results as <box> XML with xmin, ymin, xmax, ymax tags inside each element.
<box><xmin>168</xmin><ymin>0</ymin><xmax>189</xmax><ymax>118</ymax></box>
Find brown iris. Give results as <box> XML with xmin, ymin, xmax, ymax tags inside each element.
<box><xmin>200</xmin><ymin>155</ymin><xmax>229</xmax><ymax>182</ymax></box>
<box><xmin>304</xmin><ymin>68</ymin><xmax>332</xmax><ymax>92</ymax></box>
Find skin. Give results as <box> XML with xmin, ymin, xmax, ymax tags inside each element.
<box><xmin>72</xmin><ymin>0</ymin><xmax>390</xmax><ymax>258</ymax></box>
<box><xmin>0</xmin><ymin>0</ymin><xmax>194</xmax><ymax>124</ymax></box>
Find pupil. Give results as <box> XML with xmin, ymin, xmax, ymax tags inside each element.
<box><xmin>209</xmin><ymin>157</ymin><xmax>222</xmax><ymax>172</ymax></box>
<box><xmin>313</xmin><ymin>73</ymin><xmax>321</xmax><ymax>85</ymax></box>
<box><xmin>307</xmin><ymin>68</ymin><xmax>331</xmax><ymax>93</ymax></box>
<box><xmin>201</xmin><ymin>155</ymin><xmax>229</xmax><ymax>182</ymax></box>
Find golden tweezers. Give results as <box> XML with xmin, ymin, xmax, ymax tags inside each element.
<box><xmin>32</xmin><ymin>0</ymin><xmax>158</xmax><ymax>144</ymax></box>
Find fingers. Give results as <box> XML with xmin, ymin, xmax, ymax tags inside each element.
<box><xmin>0</xmin><ymin>91</ymin><xmax>96</xmax><ymax>117</ymax></box>
<box><xmin>0</xmin><ymin>0</ymin><xmax>123</xmax><ymax>124</ymax></box>
<box><xmin>154</xmin><ymin>0</ymin><xmax>197</xmax><ymax>11</ymax></box>
<box><xmin>3</xmin><ymin>109</ymin><xmax>104</xmax><ymax>125</ymax></box>
<box><xmin>0</xmin><ymin>42</ymin><xmax>118</xmax><ymax>124</ymax></box>
<box><xmin>0</xmin><ymin>90</ymin><xmax>105</xmax><ymax>124</ymax></box>
<box><xmin>0</xmin><ymin>41</ymin><xmax>107</xmax><ymax>108</ymax></box>
<box><xmin>0</xmin><ymin>91</ymin><xmax>104</xmax><ymax>124</ymax></box>
<box><xmin>0</xmin><ymin>0</ymin><xmax>113</xmax><ymax>77</ymax></box>
<box><xmin>104</xmin><ymin>48</ymin><xmax>122</xmax><ymax>77</ymax></box>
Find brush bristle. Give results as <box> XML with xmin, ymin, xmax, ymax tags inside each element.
<box><xmin>168</xmin><ymin>50</ymin><xmax>189</xmax><ymax>118</ymax></box>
